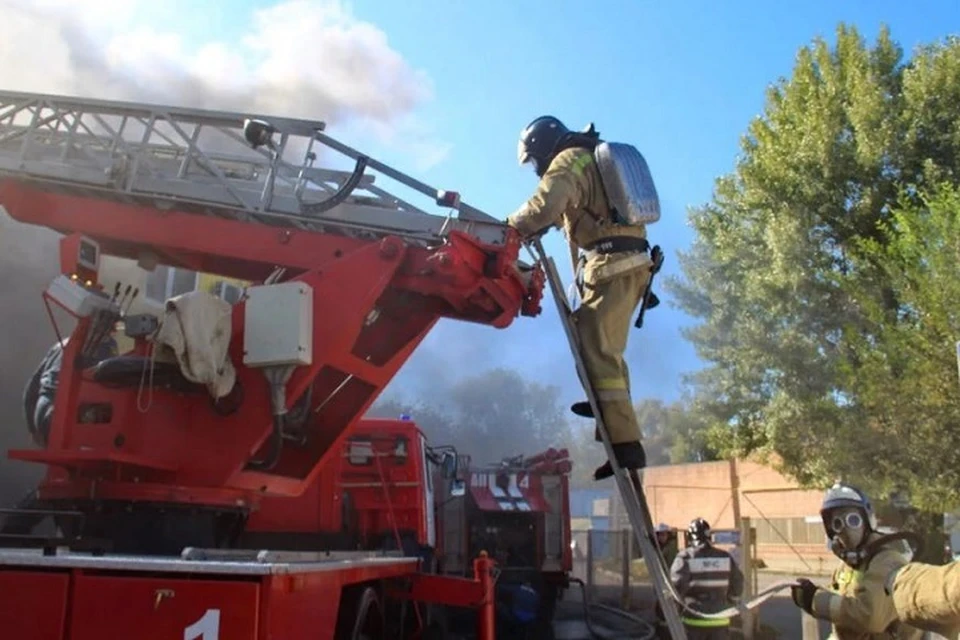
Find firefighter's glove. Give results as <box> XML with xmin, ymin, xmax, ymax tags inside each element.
<box><xmin>790</xmin><ymin>578</ymin><xmax>818</xmax><ymax>615</ymax></box>
<box><xmin>505</xmin><ymin>216</ymin><xmax>547</xmax><ymax>243</ymax></box>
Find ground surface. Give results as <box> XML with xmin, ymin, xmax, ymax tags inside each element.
<box><xmin>568</xmin><ymin>568</ymin><xmax>835</xmax><ymax>639</ymax></box>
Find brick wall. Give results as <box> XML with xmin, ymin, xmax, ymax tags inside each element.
<box><xmin>608</xmin><ymin>459</ymin><xmax>836</xmax><ymax>573</ymax></box>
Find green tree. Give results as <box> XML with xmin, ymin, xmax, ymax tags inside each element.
<box><xmin>850</xmin><ymin>185</ymin><xmax>960</xmax><ymax>510</ymax></box>
<box><xmin>444</xmin><ymin>368</ymin><xmax>571</xmax><ymax>464</ymax></box>
<box><xmin>664</xmin><ymin>399</ymin><xmax>721</xmax><ymax>464</ymax></box>
<box><xmin>668</xmin><ymin>24</ymin><xmax>960</xmax><ymax>550</ymax></box>
<box><xmin>368</xmin><ymin>396</ymin><xmax>455</xmax><ymax>444</ymax></box>
<box><xmin>635</xmin><ymin>398</ymin><xmax>721</xmax><ymax>465</ymax></box>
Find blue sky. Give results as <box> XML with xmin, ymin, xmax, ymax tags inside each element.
<box><xmin>339</xmin><ymin>0</ymin><xmax>960</xmax><ymax>408</ymax></box>
<box><xmin>7</xmin><ymin>0</ymin><xmax>959</xmax><ymax>414</ymax></box>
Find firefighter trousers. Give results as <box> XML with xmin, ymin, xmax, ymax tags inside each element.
<box><xmin>573</xmin><ymin>254</ymin><xmax>651</xmax><ymax>445</ymax></box>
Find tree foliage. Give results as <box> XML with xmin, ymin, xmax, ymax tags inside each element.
<box><xmin>850</xmin><ymin>185</ymin><xmax>960</xmax><ymax>510</ymax></box>
<box><xmin>669</xmin><ymin>24</ymin><xmax>960</xmax><ymax>514</ymax></box>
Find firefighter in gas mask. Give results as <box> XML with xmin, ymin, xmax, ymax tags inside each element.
<box><xmin>789</xmin><ymin>483</ymin><xmax>924</xmax><ymax>639</ymax></box>
<box><xmin>506</xmin><ymin>115</ymin><xmax>657</xmax><ymax>480</ymax></box>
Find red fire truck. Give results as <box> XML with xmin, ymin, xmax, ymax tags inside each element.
<box><xmin>242</xmin><ymin>417</ymin><xmax>574</xmax><ymax>637</ymax></box>
<box><xmin>0</xmin><ymin>91</ymin><xmax>553</xmax><ymax>639</ymax></box>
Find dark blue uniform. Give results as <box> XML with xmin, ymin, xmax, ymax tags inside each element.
<box><xmin>669</xmin><ymin>542</ymin><xmax>744</xmax><ymax>639</ymax></box>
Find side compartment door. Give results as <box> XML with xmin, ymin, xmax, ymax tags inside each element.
<box><xmin>0</xmin><ymin>570</ymin><xmax>70</xmax><ymax>639</ymax></box>
<box><xmin>68</xmin><ymin>574</ymin><xmax>259</xmax><ymax>640</ymax></box>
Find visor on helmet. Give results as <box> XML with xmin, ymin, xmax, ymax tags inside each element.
<box><xmin>517</xmin><ymin>138</ymin><xmax>530</xmax><ymax>167</ymax></box>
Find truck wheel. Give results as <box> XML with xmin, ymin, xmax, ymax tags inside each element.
<box><xmin>336</xmin><ymin>586</ymin><xmax>384</xmax><ymax>640</ymax></box>
<box><xmin>422</xmin><ymin>605</ymin><xmax>449</xmax><ymax>640</ymax></box>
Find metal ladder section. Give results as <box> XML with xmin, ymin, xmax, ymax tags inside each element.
<box><xmin>530</xmin><ymin>237</ymin><xmax>688</xmax><ymax>639</ymax></box>
<box><xmin>0</xmin><ymin>90</ymin><xmax>506</xmax><ymax>247</ymax></box>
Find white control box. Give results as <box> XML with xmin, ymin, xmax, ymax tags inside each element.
<box><xmin>45</xmin><ymin>274</ymin><xmax>115</xmax><ymax>317</ymax></box>
<box><xmin>243</xmin><ymin>281</ymin><xmax>313</xmax><ymax>368</ymax></box>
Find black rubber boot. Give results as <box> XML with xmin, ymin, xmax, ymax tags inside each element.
<box><xmin>570</xmin><ymin>401</ymin><xmax>594</xmax><ymax>418</ymax></box>
<box><xmin>594</xmin><ymin>442</ymin><xmax>646</xmax><ymax>480</ymax></box>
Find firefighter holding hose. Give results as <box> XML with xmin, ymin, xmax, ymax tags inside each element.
<box><xmin>788</xmin><ymin>483</ymin><xmax>926</xmax><ymax>639</ymax></box>
<box><xmin>506</xmin><ymin>115</ymin><xmax>658</xmax><ymax>480</ymax></box>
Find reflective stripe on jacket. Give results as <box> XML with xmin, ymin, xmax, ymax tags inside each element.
<box><xmin>670</xmin><ymin>543</ymin><xmax>745</xmax><ymax>622</ymax></box>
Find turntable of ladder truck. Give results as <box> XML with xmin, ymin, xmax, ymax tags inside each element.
<box><xmin>0</xmin><ymin>91</ymin><xmax>552</xmax><ymax>640</ymax></box>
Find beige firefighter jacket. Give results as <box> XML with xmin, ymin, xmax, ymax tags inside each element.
<box><xmin>506</xmin><ymin>147</ymin><xmax>649</xmax><ymax>284</ymax></box>
<box><xmin>811</xmin><ymin>534</ymin><xmax>925</xmax><ymax>640</ymax></box>
<box><xmin>889</xmin><ymin>561</ymin><xmax>960</xmax><ymax>639</ymax></box>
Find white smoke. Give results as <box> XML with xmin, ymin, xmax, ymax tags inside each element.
<box><xmin>0</xmin><ymin>0</ymin><xmax>450</xmax><ymax>170</ymax></box>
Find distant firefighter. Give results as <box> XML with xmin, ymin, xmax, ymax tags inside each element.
<box><xmin>669</xmin><ymin>518</ymin><xmax>744</xmax><ymax>639</ymax></box>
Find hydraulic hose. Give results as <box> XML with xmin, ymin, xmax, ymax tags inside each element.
<box><xmin>245</xmin><ymin>414</ymin><xmax>284</xmax><ymax>471</ymax></box>
<box><xmin>568</xmin><ymin>577</ymin><xmax>657</xmax><ymax>640</ymax></box>
<box><xmin>246</xmin><ymin>365</ymin><xmax>295</xmax><ymax>471</ymax></box>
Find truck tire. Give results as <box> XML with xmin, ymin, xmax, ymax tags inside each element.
<box><xmin>335</xmin><ymin>586</ymin><xmax>384</xmax><ymax>640</ymax></box>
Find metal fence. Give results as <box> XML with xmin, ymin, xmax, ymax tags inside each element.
<box><xmin>571</xmin><ymin>528</ymin><xmax>657</xmax><ymax>612</ymax></box>
<box><xmin>572</xmin><ymin>523</ymin><xmax>761</xmax><ymax>637</ymax></box>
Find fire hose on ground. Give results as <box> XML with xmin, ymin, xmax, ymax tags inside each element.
<box><xmin>569</xmin><ymin>577</ymin><xmax>658</xmax><ymax>640</ymax></box>
<box><xmin>566</xmin><ymin>575</ymin><xmax>801</xmax><ymax>640</ymax></box>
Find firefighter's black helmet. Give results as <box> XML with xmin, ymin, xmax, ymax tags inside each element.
<box><xmin>688</xmin><ymin>517</ymin><xmax>711</xmax><ymax>545</ymax></box>
<box><xmin>517</xmin><ymin>116</ymin><xmax>570</xmax><ymax>178</ymax></box>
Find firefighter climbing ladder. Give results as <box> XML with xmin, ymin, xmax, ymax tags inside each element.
<box><xmin>528</xmin><ymin>238</ymin><xmax>802</xmax><ymax>639</ymax></box>
<box><xmin>529</xmin><ymin>237</ymin><xmax>690</xmax><ymax>640</ymax></box>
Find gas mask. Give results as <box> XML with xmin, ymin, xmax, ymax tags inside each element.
<box><xmin>824</xmin><ymin>507</ymin><xmax>867</xmax><ymax>565</ymax></box>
